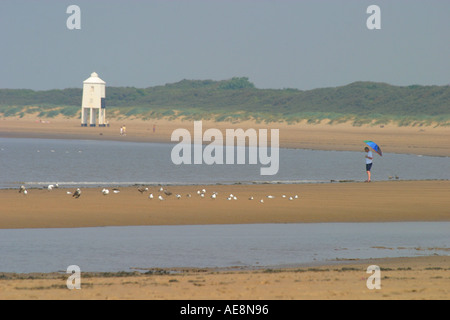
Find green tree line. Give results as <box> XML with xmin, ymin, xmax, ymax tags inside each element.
<box><xmin>1</xmin><ymin>78</ymin><xmax>449</xmax><ymax>124</ymax></box>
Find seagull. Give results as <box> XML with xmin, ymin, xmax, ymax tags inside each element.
<box><xmin>200</xmin><ymin>193</ymin><xmax>205</xmax><ymax>198</ymax></box>
<box><xmin>197</xmin><ymin>190</ymin><xmax>201</xmax><ymax>195</ymax></box>
<box><xmin>47</xmin><ymin>184</ymin><xmax>54</xmax><ymax>191</ymax></box>
<box><xmin>138</xmin><ymin>187</ymin><xmax>148</xmax><ymax>194</ymax></box>
<box><xmin>233</xmin><ymin>196</ymin><xmax>237</xmax><ymax>200</ymax></box>
<box><xmin>23</xmin><ymin>189</ymin><xmax>28</xmax><ymax>195</ymax></box>
<box><xmin>19</xmin><ymin>185</ymin><xmax>26</xmax><ymax>193</ymax></box>
<box><xmin>294</xmin><ymin>195</ymin><xmax>299</xmax><ymax>199</ymax></box>
<box><xmin>176</xmin><ymin>194</ymin><xmax>181</xmax><ymax>199</ymax></box>
<box><xmin>159</xmin><ymin>187</ymin><xmax>164</xmax><ymax>192</ymax></box>
<box><xmin>260</xmin><ymin>199</ymin><xmax>264</xmax><ymax>203</ymax></box>
<box><xmin>149</xmin><ymin>193</ymin><xmax>154</xmax><ymax>199</ymax></box>
<box><xmin>163</xmin><ymin>189</ymin><xmax>172</xmax><ymax>196</ymax></box>
<box><xmin>113</xmin><ymin>189</ymin><xmax>120</xmax><ymax>194</ymax></box>
<box><xmin>158</xmin><ymin>195</ymin><xmax>164</xmax><ymax>201</ymax></box>
<box><xmin>73</xmin><ymin>188</ymin><xmax>81</xmax><ymax>198</ymax></box>
<box><xmin>186</xmin><ymin>194</ymin><xmax>191</xmax><ymax>198</ymax></box>
<box><xmin>249</xmin><ymin>196</ymin><xmax>254</xmax><ymax>200</ymax></box>
<box><xmin>266</xmin><ymin>195</ymin><xmax>275</xmax><ymax>199</ymax></box>
<box><xmin>211</xmin><ymin>193</ymin><xmax>217</xmax><ymax>199</ymax></box>
<box><xmin>201</xmin><ymin>189</ymin><xmax>206</xmax><ymax>194</ymax></box>
<box><xmin>227</xmin><ymin>197</ymin><xmax>232</xmax><ymax>201</ymax></box>
<box><xmin>282</xmin><ymin>195</ymin><xmax>286</xmax><ymax>198</ymax></box>
<box><xmin>102</xmin><ymin>188</ymin><xmax>109</xmax><ymax>195</ymax></box>
<box><xmin>289</xmin><ymin>197</ymin><xmax>293</xmax><ymax>201</ymax></box>
<box><xmin>66</xmin><ymin>191</ymin><xmax>72</xmax><ymax>195</ymax></box>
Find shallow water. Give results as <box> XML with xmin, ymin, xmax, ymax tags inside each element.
<box><xmin>0</xmin><ymin>222</ymin><xmax>448</xmax><ymax>273</ymax></box>
<box><xmin>0</xmin><ymin>138</ymin><xmax>449</xmax><ymax>189</ymax></box>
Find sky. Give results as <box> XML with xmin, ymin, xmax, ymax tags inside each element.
<box><xmin>0</xmin><ymin>0</ymin><xmax>449</xmax><ymax>91</ymax></box>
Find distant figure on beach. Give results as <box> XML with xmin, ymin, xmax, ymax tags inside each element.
<box><xmin>120</xmin><ymin>126</ymin><xmax>123</xmax><ymax>136</ymax></box>
<box><xmin>364</xmin><ymin>147</ymin><xmax>373</xmax><ymax>182</ymax></box>
<box><xmin>123</xmin><ymin>125</ymin><xmax>127</xmax><ymax>136</ymax></box>
<box><xmin>153</xmin><ymin>124</ymin><xmax>156</xmax><ymax>133</ymax></box>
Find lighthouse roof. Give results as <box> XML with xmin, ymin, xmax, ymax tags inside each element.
<box><xmin>83</xmin><ymin>72</ymin><xmax>105</xmax><ymax>85</ymax></box>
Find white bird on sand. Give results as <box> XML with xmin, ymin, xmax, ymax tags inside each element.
<box><xmin>47</xmin><ymin>184</ymin><xmax>54</xmax><ymax>191</ymax></box>
<box><xmin>197</xmin><ymin>190</ymin><xmax>201</xmax><ymax>195</ymax></box>
<box><xmin>102</xmin><ymin>188</ymin><xmax>109</xmax><ymax>195</ymax></box>
<box><xmin>66</xmin><ymin>191</ymin><xmax>72</xmax><ymax>195</ymax></box>
<box><xmin>266</xmin><ymin>195</ymin><xmax>275</xmax><ymax>199</ymax></box>
<box><xmin>148</xmin><ymin>193</ymin><xmax>154</xmax><ymax>199</ymax></box>
<box><xmin>176</xmin><ymin>194</ymin><xmax>181</xmax><ymax>199</ymax></box>
<box><xmin>249</xmin><ymin>196</ymin><xmax>254</xmax><ymax>200</ymax></box>
<box><xmin>282</xmin><ymin>195</ymin><xmax>286</xmax><ymax>198</ymax></box>
<box><xmin>289</xmin><ymin>197</ymin><xmax>293</xmax><ymax>201</ymax></box>
<box><xmin>186</xmin><ymin>194</ymin><xmax>191</xmax><ymax>198</ymax></box>
<box><xmin>19</xmin><ymin>185</ymin><xmax>26</xmax><ymax>193</ymax></box>
<box><xmin>164</xmin><ymin>189</ymin><xmax>172</xmax><ymax>196</ymax></box>
<box><xmin>23</xmin><ymin>189</ymin><xmax>28</xmax><ymax>195</ymax></box>
<box><xmin>200</xmin><ymin>193</ymin><xmax>205</xmax><ymax>198</ymax></box>
<box><xmin>113</xmin><ymin>189</ymin><xmax>120</xmax><ymax>194</ymax></box>
<box><xmin>201</xmin><ymin>189</ymin><xmax>206</xmax><ymax>193</ymax></box>
<box><xmin>294</xmin><ymin>195</ymin><xmax>299</xmax><ymax>199</ymax></box>
<box><xmin>233</xmin><ymin>196</ymin><xmax>237</xmax><ymax>200</ymax></box>
<box><xmin>159</xmin><ymin>187</ymin><xmax>164</xmax><ymax>192</ymax></box>
<box><xmin>227</xmin><ymin>196</ymin><xmax>232</xmax><ymax>200</ymax></box>
<box><xmin>260</xmin><ymin>199</ymin><xmax>264</xmax><ymax>203</ymax></box>
<box><xmin>158</xmin><ymin>195</ymin><xmax>164</xmax><ymax>201</ymax></box>
<box><xmin>73</xmin><ymin>188</ymin><xmax>81</xmax><ymax>198</ymax></box>
<box><xmin>211</xmin><ymin>193</ymin><xmax>217</xmax><ymax>199</ymax></box>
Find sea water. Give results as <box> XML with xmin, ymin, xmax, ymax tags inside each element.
<box><xmin>0</xmin><ymin>222</ymin><xmax>448</xmax><ymax>273</ymax></box>
<box><xmin>0</xmin><ymin>137</ymin><xmax>449</xmax><ymax>189</ymax></box>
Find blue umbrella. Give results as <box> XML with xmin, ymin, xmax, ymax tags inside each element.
<box><xmin>364</xmin><ymin>140</ymin><xmax>382</xmax><ymax>156</ymax></box>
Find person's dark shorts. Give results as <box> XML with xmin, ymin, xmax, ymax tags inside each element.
<box><xmin>366</xmin><ymin>163</ymin><xmax>373</xmax><ymax>171</ymax></box>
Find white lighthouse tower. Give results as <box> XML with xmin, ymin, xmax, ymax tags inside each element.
<box><xmin>81</xmin><ymin>72</ymin><xmax>106</xmax><ymax>127</ymax></box>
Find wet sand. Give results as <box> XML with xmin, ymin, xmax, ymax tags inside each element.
<box><xmin>1</xmin><ymin>180</ymin><xmax>449</xmax><ymax>229</ymax></box>
<box><xmin>1</xmin><ymin>256</ymin><xmax>448</xmax><ymax>300</ymax></box>
<box><xmin>1</xmin><ymin>117</ymin><xmax>449</xmax><ymax>156</ymax></box>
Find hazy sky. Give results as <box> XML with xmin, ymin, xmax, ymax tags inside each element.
<box><xmin>0</xmin><ymin>0</ymin><xmax>449</xmax><ymax>90</ymax></box>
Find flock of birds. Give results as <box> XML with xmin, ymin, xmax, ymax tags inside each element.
<box><xmin>19</xmin><ymin>184</ymin><xmax>82</xmax><ymax>198</ymax></box>
<box><xmin>18</xmin><ymin>184</ymin><xmax>300</xmax><ymax>203</ymax></box>
<box><xmin>130</xmin><ymin>186</ymin><xmax>299</xmax><ymax>203</ymax></box>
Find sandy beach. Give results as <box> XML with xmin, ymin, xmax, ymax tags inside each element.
<box><xmin>1</xmin><ymin>116</ymin><xmax>449</xmax><ymax>156</ymax></box>
<box><xmin>0</xmin><ymin>256</ymin><xmax>449</xmax><ymax>300</ymax></box>
<box><xmin>1</xmin><ymin>116</ymin><xmax>449</xmax><ymax>300</ymax></box>
<box><xmin>1</xmin><ymin>180</ymin><xmax>449</xmax><ymax>229</ymax></box>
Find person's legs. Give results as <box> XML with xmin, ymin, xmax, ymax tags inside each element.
<box><xmin>365</xmin><ymin>163</ymin><xmax>372</xmax><ymax>182</ymax></box>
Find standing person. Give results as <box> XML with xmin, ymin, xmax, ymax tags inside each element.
<box><xmin>153</xmin><ymin>124</ymin><xmax>156</xmax><ymax>133</ymax></box>
<box><xmin>120</xmin><ymin>126</ymin><xmax>123</xmax><ymax>136</ymax></box>
<box><xmin>364</xmin><ymin>147</ymin><xmax>373</xmax><ymax>182</ymax></box>
<box><xmin>122</xmin><ymin>125</ymin><xmax>127</xmax><ymax>136</ymax></box>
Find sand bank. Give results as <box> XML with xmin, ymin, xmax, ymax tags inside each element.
<box><xmin>1</xmin><ymin>180</ymin><xmax>449</xmax><ymax>229</ymax></box>
<box><xmin>1</xmin><ymin>117</ymin><xmax>449</xmax><ymax>156</ymax></box>
<box><xmin>1</xmin><ymin>256</ymin><xmax>448</xmax><ymax>300</ymax></box>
